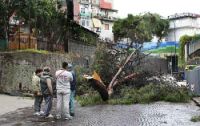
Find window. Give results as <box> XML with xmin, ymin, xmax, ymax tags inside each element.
<box><xmin>81</xmin><ymin>20</ymin><xmax>85</xmax><ymax>26</ymax></box>
<box><xmin>86</xmin><ymin>20</ymin><xmax>90</xmax><ymax>26</ymax></box>
<box><xmin>81</xmin><ymin>8</ymin><xmax>85</xmax><ymax>13</ymax></box>
<box><xmin>96</xmin><ymin>28</ymin><xmax>101</xmax><ymax>32</ymax></box>
<box><xmin>105</xmin><ymin>24</ymin><xmax>109</xmax><ymax>30</ymax></box>
<box><xmin>105</xmin><ymin>11</ymin><xmax>109</xmax><ymax>17</ymax></box>
<box><xmin>92</xmin><ymin>8</ymin><xmax>96</xmax><ymax>13</ymax></box>
<box><xmin>84</xmin><ymin>5</ymin><xmax>89</xmax><ymax>8</ymax></box>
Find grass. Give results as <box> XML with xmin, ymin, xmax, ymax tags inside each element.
<box><xmin>16</xmin><ymin>49</ymin><xmax>49</xmax><ymax>54</ymax></box>
<box><xmin>191</xmin><ymin>116</ymin><xmax>200</xmax><ymax>122</ymax></box>
<box><xmin>77</xmin><ymin>84</ymin><xmax>191</xmax><ymax>106</ymax></box>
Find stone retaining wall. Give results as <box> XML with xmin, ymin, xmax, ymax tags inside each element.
<box><xmin>0</xmin><ymin>52</ymin><xmax>70</xmax><ymax>94</ymax></box>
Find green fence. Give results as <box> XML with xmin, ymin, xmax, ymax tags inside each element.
<box><xmin>0</xmin><ymin>39</ymin><xmax>7</xmax><ymax>50</ymax></box>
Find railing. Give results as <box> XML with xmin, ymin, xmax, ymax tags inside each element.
<box><xmin>79</xmin><ymin>0</ymin><xmax>90</xmax><ymax>4</ymax></box>
<box><xmin>91</xmin><ymin>2</ymin><xmax>99</xmax><ymax>6</ymax></box>
<box><xmin>100</xmin><ymin>15</ymin><xmax>117</xmax><ymax>21</ymax></box>
<box><xmin>188</xmin><ymin>41</ymin><xmax>200</xmax><ymax>55</ymax></box>
<box><xmin>91</xmin><ymin>13</ymin><xmax>101</xmax><ymax>18</ymax></box>
<box><xmin>91</xmin><ymin>13</ymin><xmax>117</xmax><ymax>21</ymax></box>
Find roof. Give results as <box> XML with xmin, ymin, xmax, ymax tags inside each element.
<box><xmin>100</xmin><ymin>7</ymin><xmax>118</xmax><ymax>12</ymax></box>
<box><xmin>168</xmin><ymin>13</ymin><xmax>200</xmax><ymax>20</ymax></box>
<box><xmin>72</xmin><ymin>21</ymin><xmax>99</xmax><ymax>37</ymax></box>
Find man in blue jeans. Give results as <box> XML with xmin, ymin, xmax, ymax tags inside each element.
<box><xmin>68</xmin><ymin>64</ymin><xmax>76</xmax><ymax>116</ymax></box>
<box><xmin>40</xmin><ymin>67</ymin><xmax>54</xmax><ymax>118</ymax></box>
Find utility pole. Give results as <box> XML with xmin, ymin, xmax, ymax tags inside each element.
<box><xmin>18</xmin><ymin>21</ymin><xmax>20</xmax><ymax>50</ymax></box>
<box><xmin>173</xmin><ymin>20</ymin><xmax>177</xmax><ymax>72</ymax></box>
<box><xmin>28</xmin><ymin>2</ymin><xmax>31</xmax><ymax>48</ymax></box>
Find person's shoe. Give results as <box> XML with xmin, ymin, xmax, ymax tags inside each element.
<box><xmin>55</xmin><ymin>115</ymin><xmax>61</xmax><ymax>120</ymax></box>
<box><xmin>40</xmin><ymin>111</ymin><xmax>44</xmax><ymax>115</ymax></box>
<box><xmin>46</xmin><ymin>114</ymin><xmax>54</xmax><ymax>118</ymax></box>
<box><xmin>33</xmin><ymin>112</ymin><xmax>40</xmax><ymax>116</ymax></box>
<box><xmin>70</xmin><ymin>113</ymin><xmax>75</xmax><ymax>117</ymax></box>
<box><xmin>64</xmin><ymin>116</ymin><xmax>73</xmax><ymax>120</ymax></box>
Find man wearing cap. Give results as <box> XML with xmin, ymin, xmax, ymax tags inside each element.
<box><xmin>55</xmin><ymin>62</ymin><xmax>73</xmax><ymax>120</ymax></box>
<box><xmin>68</xmin><ymin>64</ymin><xmax>76</xmax><ymax>116</ymax></box>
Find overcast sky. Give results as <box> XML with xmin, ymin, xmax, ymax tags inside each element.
<box><xmin>114</xmin><ymin>0</ymin><xmax>200</xmax><ymax>18</ymax></box>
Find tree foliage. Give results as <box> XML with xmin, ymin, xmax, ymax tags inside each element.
<box><xmin>113</xmin><ymin>13</ymin><xmax>169</xmax><ymax>43</ymax></box>
<box><xmin>179</xmin><ymin>35</ymin><xmax>192</xmax><ymax>61</ymax></box>
<box><xmin>179</xmin><ymin>34</ymin><xmax>200</xmax><ymax>66</ymax></box>
<box><xmin>0</xmin><ymin>0</ymin><xmax>98</xmax><ymax>50</ymax></box>
<box><xmin>0</xmin><ymin>0</ymin><xmax>25</xmax><ymax>40</ymax></box>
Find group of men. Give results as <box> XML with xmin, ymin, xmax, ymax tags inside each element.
<box><xmin>32</xmin><ymin>62</ymin><xmax>76</xmax><ymax>120</ymax></box>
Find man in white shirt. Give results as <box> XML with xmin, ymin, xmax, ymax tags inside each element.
<box><xmin>55</xmin><ymin>62</ymin><xmax>73</xmax><ymax>120</ymax></box>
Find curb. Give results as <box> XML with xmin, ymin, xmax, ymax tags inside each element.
<box><xmin>192</xmin><ymin>98</ymin><xmax>200</xmax><ymax>107</ymax></box>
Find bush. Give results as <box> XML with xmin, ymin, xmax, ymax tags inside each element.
<box><xmin>75</xmin><ymin>66</ymin><xmax>92</xmax><ymax>95</ymax></box>
<box><xmin>191</xmin><ymin>116</ymin><xmax>200</xmax><ymax>122</ymax></box>
<box><xmin>136</xmin><ymin>84</ymin><xmax>191</xmax><ymax>103</ymax></box>
<box><xmin>76</xmin><ymin>83</ymin><xmax>191</xmax><ymax>106</ymax></box>
<box><xmin>76</xmin><ymin>92</ymin><xmax>103</xmax><ymax>106</ymax></box>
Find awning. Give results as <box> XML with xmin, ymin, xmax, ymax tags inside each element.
<box><xmin>92</xmin><ymin>18</ymin><xmax>102</xmax><ymax>28</ymax></box>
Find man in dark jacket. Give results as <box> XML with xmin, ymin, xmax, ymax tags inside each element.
<box><xmin>40</xmin><ymin>67</ymin><xmax>54</xmax><ymax>118</ymax></box>
<box><xmin>68</xmin><ymin>64</ymin><xmax>76</xmax><ymax>116</ymax></box>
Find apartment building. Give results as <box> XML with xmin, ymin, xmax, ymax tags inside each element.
<box><xmin>73</xmin><ymin>0</ymin><xmax>118</xmax><ymax>42</ymax></box>
<box><xmin>166</xmin><ymin>13</ymin><xmax>200</xmax><ymax>42</ymax></box>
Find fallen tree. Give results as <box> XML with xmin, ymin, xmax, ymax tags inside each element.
<box><xmin>84</xmin><ymin>13</ymin><xmax>169</xmax><ymax>101</ymax></box>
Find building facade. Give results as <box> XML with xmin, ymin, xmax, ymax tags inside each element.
<box><xmin>166</xmin><ymin>13</ymin><xmax>200</xmax><ymax>42</ymax></box>
<box><xmin>73</xmin><ymin>0</ymin><xmax>117</xmax><ymax>42</ymax></box>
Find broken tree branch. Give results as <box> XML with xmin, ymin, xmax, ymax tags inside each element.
<box><xmin>108</xmin><ymin>50</ymin><xmax>136</xmax><ymax>95</ymax></box>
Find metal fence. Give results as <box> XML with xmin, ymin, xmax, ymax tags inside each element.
<box><xmin>185</xmin><ymin>67</ymin><xmax>200</xmax><ymax>95</ymax></box>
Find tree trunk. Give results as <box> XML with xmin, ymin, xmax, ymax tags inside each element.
<box><xmin>107</xmin><ymin>50</ymin><xmax>136</xmax><ymax>96</ymax></box>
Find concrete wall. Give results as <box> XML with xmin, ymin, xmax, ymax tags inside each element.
<box><xmin>167</xmin><ymin>28</ymin><xmax>200</xmax><ymax>42</ymax></box>
<box><xmin>68</xmin><ymin>41</ymin><xmax>96</xmax><ymax>57</ymax></box>
<box><xmin>167</xmin><ymin>17</ymin><xmax>200</xmax><ymax>41</ymax></box>
<box><xmin>100</xmin><ymin>22</ymin><xmax>114</xmax><ymax>41</ymax></box>
<box><xmin>0</xmin><ymin>52</ymin><xmax>71</xmax><ymax>94</ymax></box>
<box><xmin>141</xmin><ymin>57</ymin><xmax>168</xmax><ymax>74</ymax></box>
<box><xmin>68</xmin><ymin>41</ymin><xmax>96</xmax><ymax>67</ymax></box>
<box><xmin>0</xmin><ymin>41</ymin><xmax>96</xmax><ymax>94</ymax></box>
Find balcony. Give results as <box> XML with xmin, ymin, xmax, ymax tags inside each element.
<box><xmin>100</xmin><ymin>15</ymin><xmax>117</xmax><ymax>22</ymax></box>
<box><xmin>79</xmin><ymin>12</ymin><xmax>91</xmax><ymax>17</ymax></box>
<box><xmin>188</xmin><ymin>41</ymin><xmax>200</xmax><ymax>56</ymax></box>
<box><xmin>91</xmin><ymin>13</ymin><xmax>101</xmax><ymax>18</ymax></box>
<box><xmin>79</xmin><ymin>0</ymin><xmax>90</xmax><ymax>5</ymax></box>
<box><xmin>91</xmin><ymin>13</ymin><xmax>117</xmax><ymax>21</ymax></box>
<box><xmin>91</xmin><ymin>2</ymin><xmax>99</xmax><ymax>6</ymax></box>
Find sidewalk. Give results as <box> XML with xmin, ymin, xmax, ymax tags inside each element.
<box><xmin>0</xmin><ymin>94</ymin><xmax>33</xmax><ymax>115</ymax></box>
<box><xmin>192</xmin><ymin>97</ymin><xmax>200</xmax><ymax>107</ymax></box>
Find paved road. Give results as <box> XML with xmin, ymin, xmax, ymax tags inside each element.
<box><xmin>0</xmin><ymin>99</ymin><xmax>200</xmax><ymax>126</ymax></box>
